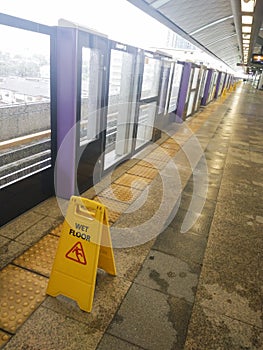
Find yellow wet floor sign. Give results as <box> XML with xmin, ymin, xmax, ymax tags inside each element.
<box><xmin>46</xmin><ymin>196</ymin><xmax>116</xmax><ymax>312</ymax></box>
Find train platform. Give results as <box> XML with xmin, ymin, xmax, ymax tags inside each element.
<box><xmin>0</xmin><ymin>83</ymin><xmax>262</xmax><ymax>349</ymax></box>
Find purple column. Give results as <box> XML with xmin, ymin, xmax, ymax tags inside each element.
<box><xmin>201</xmin><ymin>69</ymin><xmax>213</xmax><ymax>106</ymax></box>
<box><xmin>55</xmin><ymin>27</ymin><xmax>78</xmax><ymax>199</ymax></box>
<box><xmin>175</xmin><ymin>62</ymin><xmax>191</xmax><ymax>122</ymax></box>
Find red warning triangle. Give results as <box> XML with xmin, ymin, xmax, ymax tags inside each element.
<box><xmin>65</xmin><ymin>242</ymin><xmax>87</xmax><ymax>265</ymax></box>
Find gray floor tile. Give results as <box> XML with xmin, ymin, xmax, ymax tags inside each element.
<box><xmin>32</xmin><ymin>196</ymin><xmax>64</xmax><ymax>219</ymax></box>
<box><xmin>250</xmin><ymin>151</ymin><xmax>263</xmax><ymax>164</ymax></box>
<box><xmin>135</xmin><ymin>250</ymin><xmax>199</xmax><ymax>303</ymax></box>
<box><xmin>212</xmin><ymin>201</ymin><xmax>263</xmax><ymax>233</ymax></box>
<box><xmin>153</xmin><ymin>225</ymin><xmax>207</xmax><ymax>265</ymax></box>
<box><xmin>210</xmin><ymin>208</ymin><xmax>263</xmax><ymax>240</ymax></box>
<box><xmin>169</xmin><ymin>207</ymin><xmax>214</xmax><ymax>236</ymax></box>
<box><xmin>114</xmin><ymin>240</ymin><xmax>154</xmax><ymax>281</ymax></box>
<box><xmin>184</xmin><ymin>179</ymin><xmax>220</xmax><ymax>201</ymax></box>
<box><xmin>15</xmin><ymin>216</ymin><xmax>62</xmax><ymax>246</ymax></box>
<box><xmin>216</xmin><ymin>188</ymin><xmax>263</xmax><ymax>213</ymax></box>
<box><xmin>0</xmin><ymin>239</ymin><xmax>28</xmax><ymax>269</ymax></box>
<box><xmin>177</xmin><ymin>191</ymin><xmax>216</xmax><ymax>217</ymax></box>
<box><xmin>3</xmin><ymin>306</ymin><xmax>103</xmax><ymax>350</ymax></box>
<box><xmin>0</xmin><ymin>211</ymin><xmax>45</xmax><ymax>240</ymax></box>
<box><xmin>97</xmin><ymin>334</ymin><xmax>144</xmax><ymax>350</ymax></box>
<box><xmin>108</xmin><ymin>283</ymin><xmax>192</xmax><ymax>350</ymax></box>
<box><xmin>197</xmin><ymin>245</ymin><xmax>262</xmax><ymax>327</ymax></box>
<box><xmin>111</xmin><ymin>175</ymin><xmax>182</xmax><ymax>248</ymax></box>
<box><xmin>43</xmin><ymin>273</ymin><xmax>131</xmax><ymax>332</ymax></box>
<box><xmin>185</xmin><ymin>303</ymin><xmax>263</xmax><ymax>350</ymax></box>
<box><xmin>0</xmin><ymin>234</ymin><xmax>9</xmax><ymax>248</ymax></box>
<box><xmin>227</xmin><ymin>147</ymin><xmax>250</xmax><ymax>161</ymax></box>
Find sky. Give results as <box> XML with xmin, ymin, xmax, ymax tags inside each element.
<box><xmin>1</xmin><ymin>0</ymin><xmax>171</xmax><ymax>53</ymax></box>
<box><xmin>0</xmin><ymin>0</ymin><xmax>236</xmax><ymax>73</ymax></box>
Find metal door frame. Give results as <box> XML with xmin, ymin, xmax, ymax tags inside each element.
<box><xmin>75</xmin><ymin>29</ymin><xmax>109</xmax><ymax>193</ymax></box>
<box><xmin>132</xmin><ymin>50</ymin><xmax>163</xmax><ymax>154</ymax></box>
<box><xmin>102</xmin><ymin>40</ymin><xmax>138</xmax><ymax>176</ymax></box>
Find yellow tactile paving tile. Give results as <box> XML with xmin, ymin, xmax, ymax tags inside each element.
<box><xmin>13</xmin><ymin>234</ymin><xmax>59</xmax><ymax>277</ymax></box>
<box><xmin>145</xmin><ymin>149</ymin><xmax>170</xmax><ymax>162</ymax></box>
<box><xmin>161</xmin><ymin>140</ymin><xmax>181</xmax><ymax>150</ymax></box>
<box><xmin>136</xmin><ymin>159</ymin><xmax>155</xmax><ymax>168</ymax></box>
<box><xmin>0</xmin><ymin>330</ymin><xmax>11</xmax><ymax>348</ymax></box>
<box><xmin>140</xmin><ymin>158</ymin><xmax>168</xmax><ymax>170</ymax></box>
<box><xmin>114</xmin><ymin>173</ymin><xmax>152</xmax><ymax>190</ymax></box>
<box><xmin>136</xmin><ymin>159</ymin><xmax>165</xmax><ymax>170</ymax></box>
<box><xmin>0</xmin><ymin>265</ymin><xmax>48</xmax><ymax>334</ymax></box>
<box><xmin>163</xmin><ymin>137</ymin><xmax>179</xmax><ymax>144</ymax></box>
<box><xmin>127</xmin><ymin>164</ymin><xmax>158</xmax><ymax>179</ymax></box>
<box><xmin>98</xmin><ymin>183</ymin><xmax>142</xmax><ymax>204</ymax></box>
<box><xmin>93</xmin><ymin>196</ymin><xmax>129</xmax><ymax>224</ymax></box>
<box><xmin>159</xmin><ymin>146</ymin><xmax>178</xmax><ymax>157</ymax></box>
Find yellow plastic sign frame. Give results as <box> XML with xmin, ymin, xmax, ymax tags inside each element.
<box><xmin>46</xmin><ymin>196</ymin><xmax>116</xmax><ymax>312</ymax></box>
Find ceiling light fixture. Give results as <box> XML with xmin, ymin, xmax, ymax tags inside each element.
<box><xmin>242</xmin><ymin>15</ymin><xmax>253</xmax><ymax>24</ymax></box>
<box><xmin>242</xmin><ymin>26</ymin><xmax>252</xmax><ymax>33</ymax></box>
<box><xmin>241</xmin><ymin>0</ymin><xmax>256</xmax><ymax>13</ymax></box>
<box><xmin>240</xmin><ymin>1</ymin><xmax>255</xmax><ymax>65</ymax></box>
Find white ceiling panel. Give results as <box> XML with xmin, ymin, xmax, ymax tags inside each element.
<box><xmin>158</xmin><ymin>0</ymin><xmax>232</xmax><ymax>34</ymax></box>
<box><xmin>127</xmin><ymin>0</ymin><xmax>263</xmax><ymax>71</ymax></box>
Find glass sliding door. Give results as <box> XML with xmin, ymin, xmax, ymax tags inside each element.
<box><xmin>194</xmin><ymin>66</ymin><xmax>206</xmax><ymax>111</ymax></box>
<box><xmin>167</xmin><ymin>62</ymin><xmax>183</xmax><ymax>114</ymax></box>
<box><xmin>208</xmin><ymin>71</ymin><xmax>218</xmax><ymax>102</ymax></box>
<box><xmin>136</xmin><ymin>101</ymin><xmax>157</xmax><ymax>144</ymax></box>
<box><xmin>158</xmin><ymin>60</ymin><xmax>172</xmax><ymax>115</ymax></box>
<box><xmin>186</xmin><ymin>67</ymin><xmax>200</xmax><ymax>117</ymax></box>
<box><xmin>140</xmin><ymin>56</ymin><xmax>161</xmax><ymax>99</ymax></box>
<box><xmin>76</xmin><ymin>31</ymin><xmax>108</xmax><ymax>193</ymax></box>
<box><xmin>135</xmin><ymin>54</ymin><xmax>161</xmax><ymax>150</ymax></box>
<box><xmin>79</xmin><ymin>47</ymin><xmax>101</xmax><ymax>146</ymax></box>
<box><xmin>155</xmin><ymin>58</ymin><xmax>172</xmax><ymax>134</ymax></box>
<box><xmin>104</xmin><ymin>44</ymin><xmax>137</xmax><ymax>171</ymax></box>
<box><xmin>218</xmin><ymin>72</ymin><xmax>226</xmax><ymax>96</ymax></box>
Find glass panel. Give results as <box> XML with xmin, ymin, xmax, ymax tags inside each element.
<box><xmin>191</xmin><ymin>68</ymin><xmax>200</xmax><ymax>89</ymax></box>
<box><xmin>194</xmin><ymin>69</ymin><xmax>205</xmax><ymax>111</ymax></box>
<box><xmin>0</xmin><ymin>25</ymin><xmax>51</xmax><ymax>189</ymax></box>
<box><xmin>218</xmin><ymin>73</ymin><xmax>225</xmax><ymax>95</ymax></box>
<box><xmin>104</xmin><ymin>49</ymin><xmax>136</xmax><ymax>170</ymax></box>
<box><xmin>168</xmin><ymin>63</ymin><xmax>183</xmax><ymax>113</ymax></box>
<box><xmin>158</xmin><ymin>63</ymin><xmax>171</xmax><ymax>114</ymax></box>
<box><xmin>186</xmin><ymin>67</ymin><xmax>200</xmax><ymax>115</ymax></box>
<box><xmin>209</xmin><ymin>72</ymin><xmax>218</xmax><ymax>102</ymax></box>
<box><xmin>79</xmin><ymin>47</ymin><xmax>101</xmax><ymax>146</ymax></box>
<box><xmin>186</xmin><ymin>91</ymin><xmax>196</xmax><ymax>116</ymax></box>
<box><xmin>135</xmin><ymin>102</ymin><xmax>157</xmax><ymax>150</ymax></box>
<box><xmin>200</xmin><ymin>69</ymin><xmax>208</xmax><ymax>99</ymax></box>
<box><xmin>185</xmin><ymin>68</ymin><xmax>194</xmax><ymax>102</ymax></box>
<box><xmin>141</xmin><ymin>57</ymin><xmax>161</xmax><ymax>99</ymax></box>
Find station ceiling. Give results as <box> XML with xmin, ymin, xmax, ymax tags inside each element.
<box><xmin>127</xmin><ymin>0</ymin><xmax>263</xmax><ymax>71</ymax></box>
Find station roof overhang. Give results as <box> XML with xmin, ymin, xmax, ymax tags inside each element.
<box><xmin>126</xmin><ymin>0</ymin><xmax>263</xmax><ymax>72</ymax></box>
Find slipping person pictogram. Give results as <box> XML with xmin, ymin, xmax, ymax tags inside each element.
<box><xmin>66</xmin><ymin>242</ymin><xmax>87</xmax><ymax>265</ymax></box>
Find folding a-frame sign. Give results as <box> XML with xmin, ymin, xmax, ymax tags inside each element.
<box><xmin>46</xmin><ymin>196</ymin><xmax>116</xmax><ymax>312</ymax></box>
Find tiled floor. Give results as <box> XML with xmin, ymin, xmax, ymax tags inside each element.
<box><xmin>0</xmin><ymin>83</ymin><xmax>262</xmax><ymax>349</ymax></box>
